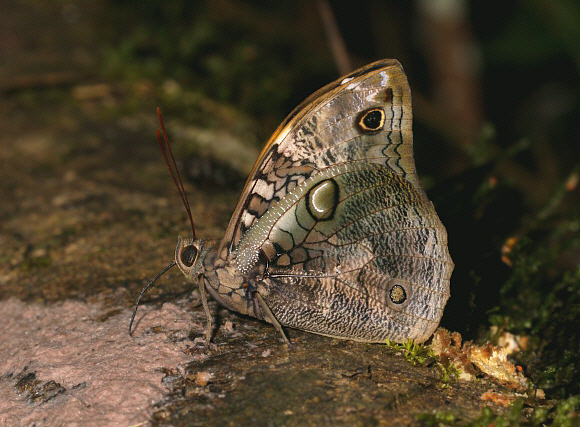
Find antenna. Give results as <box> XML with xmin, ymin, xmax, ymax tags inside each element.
<box><xmin>156</xmin><ymin>107</ymin><xmax>196</xmax><ymax>240</ymax></box>
<box><xmin>128</xmin><ymin>108</ymin><xmax>197</xmax><ymax>337</ymax></box>
<box><xmin>128</xmin><ymin>261</ymin><xmax>176</xmax><ymax>336</ymax></box>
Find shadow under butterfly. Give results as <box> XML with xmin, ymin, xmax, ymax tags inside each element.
<box><xmin>130</xmin><ymin>59</ymin><xmax>454</xmax><ymax>346</ymax></box>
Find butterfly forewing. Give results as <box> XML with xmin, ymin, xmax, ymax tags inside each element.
<box><xmin>219</xmin><ymin>59</ymin><xmax>422</xmax><ymax>258</ymax></box>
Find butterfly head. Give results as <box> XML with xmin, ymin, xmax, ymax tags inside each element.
<box><xmin>174</xmin><ymin>236</ymin><xmax>218</xmax><ymax>281</ymax></box>
<box><xmin>175</xmin><ymin>236</ymin><xmax>203</xmax><ymax>280</ymax></box>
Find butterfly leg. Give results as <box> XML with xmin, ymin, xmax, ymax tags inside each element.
<box><xmin>197</xmin><ymin>276</ymin><xmax>213</xmax><ymax>348</ymax></box>
<box><xmin>254</xmin><ymin>292</ymin><xmax>292</xmax><ymax>348</ymax></box>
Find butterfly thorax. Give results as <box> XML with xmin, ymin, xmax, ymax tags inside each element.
<box><xmin>175</xmin><ymin>236</ymin><xmax>257</xmax><ymax>317</ymax></box>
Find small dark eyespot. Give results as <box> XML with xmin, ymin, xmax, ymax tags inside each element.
<box><xmin>180</xmin><ymin>245</ymin><xmax>198</xmax><ymax>267</ymax></box>
<box><xmin>358</xmin><ymin>108</ymin><xmax>385</xmax><ymax>132</ymax></box>
<box><xmin>389</xmin><ymin>284</ymin><xmax>407</xmax><ymax>304</ymax></box>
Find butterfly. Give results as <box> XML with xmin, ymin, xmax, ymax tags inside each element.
<box><xmin>130</xmin><ymin>59</ymin><xmax>453</xmax><ymax>346</ymax></box>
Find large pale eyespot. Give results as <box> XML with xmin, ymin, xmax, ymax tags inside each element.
<box><xmin>358</xmin><ymin>108</ymin><xmax>385</xmax><ymax>132</ymax></box>
<box><xmin>387</xmin><ymin>279</ymin><xmax>411</xmax><ymax>311</ymax></box>
<box><xmin>305</xmin><ymin>179</ymin><xmax>339</xmax><ymax>221</ymax></box>
<box><xmin>180</xmin><ymin>245</ymin><xmax>198</xmax><ymax>267</ymax></box>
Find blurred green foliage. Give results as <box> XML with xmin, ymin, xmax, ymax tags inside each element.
<box><xmin>101</xmin><ymin>1</ymin><xmax>334</xmax><ymax>138</ymax></box>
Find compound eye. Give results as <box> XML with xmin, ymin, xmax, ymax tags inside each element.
<box><xmin>180</xmin><ymin>245</ymin><xmax>198</xmax><ymax>267</ymax></box>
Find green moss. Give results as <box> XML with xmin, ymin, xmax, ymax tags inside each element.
<box><xmin>437</xmin><ymin>363</ymin><xmax>461</xmax><ymax>389</ymax></box>
<box><xmin>417</xmin><ymin>396</ymin><xmax>580</xmax><ymax>426</ymax></box>
<box><xmin>489</xmin><ymin>171</ymin><xmax>580</xmax><ymax>397</ymax></box>
<box><xmin>470</xmin><ymin>403</ymin><xmax>522</xmax><ymax>427</ymax></box>
<box><xmin>551</xmin><ymin>395</ymin><xmax>580</xmax><ymax>426</ymax></box>
<box><xmin>471</xmin><ymin>396</ymin><xmax>580</xmax><ymax>427</ymax></box>
<box><xmin>385</xmin><ymin>339</ymin><xmax>435</xmax><ymax>366</ymax></box>
<box><xmin>385</xmin><ymin>339</ymin><xmax>461</xmax><ymax>387</ymax></box>
<box><xmin>416</xmin><ymin>410</ymin><xmax>456</xmax><ymax>426</ymax></box>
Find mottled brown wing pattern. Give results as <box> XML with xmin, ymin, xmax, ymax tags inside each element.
<box><xmin>195</xmin><ymin>59</ymin><xmax>455</xmax><ymax>343</ymax></box>
<box><xmin>218</xmin><ymin>59</ymin><xmax>422</xmax><ymax>260</ymax></box>
<box><xmin>235</xmin><ymin>161</ymin><xmax>452</xmax><ymax>342</ymax></box>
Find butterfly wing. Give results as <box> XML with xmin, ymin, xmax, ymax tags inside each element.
<box><xmin>218</xmin><ymin>59</ymin><xmax>452</xmax><ymax>343</ymax></box>
<box><xmin>218</xmin><ymin>59</ymin><xmax>421</xmax><ymax>257</ymax></box>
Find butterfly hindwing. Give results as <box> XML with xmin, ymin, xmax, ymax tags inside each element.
<box><xmin>235</xmin><ymin>160</ymin><xmax>451</xmax><ymax>342</ymax></box>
